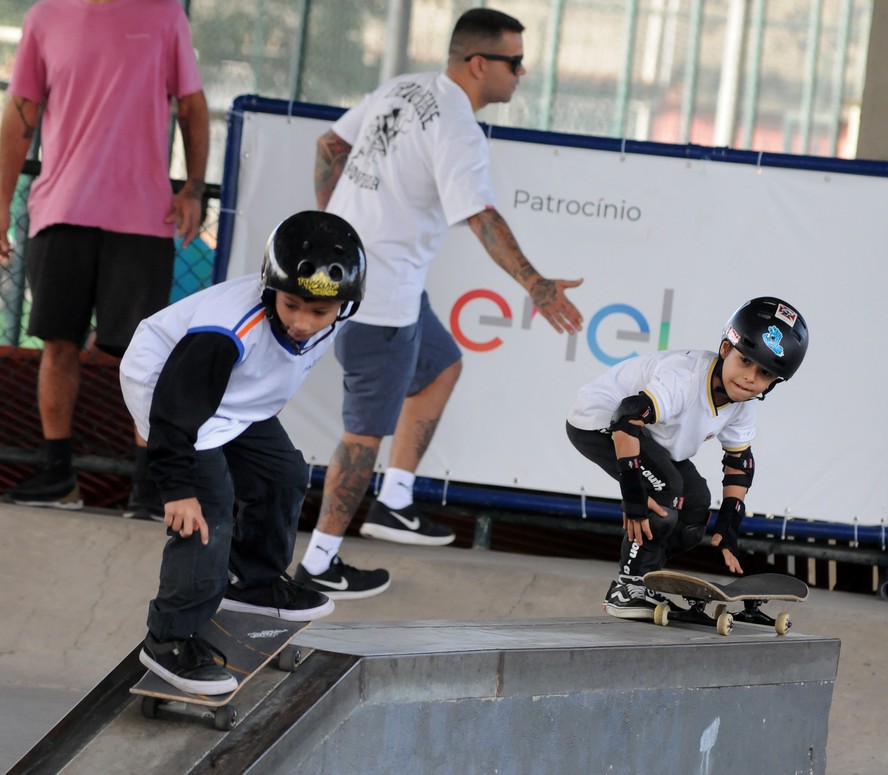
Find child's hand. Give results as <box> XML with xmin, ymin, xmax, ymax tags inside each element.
<box><xmin>712</xmin><ymin>534</ymin><xmax>744</xmax><ymax>574</ymax></box>
<box><xmin>163</xmin><ymin>497</ymin><xmax>210</xmax><ymax>545</ymax></box>
<box><xmin>623</xmin><ymin>497</ymin><xmax>669</xmax><ymax>545</ymax></box>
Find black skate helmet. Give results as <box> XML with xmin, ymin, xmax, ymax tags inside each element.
<box><xmin>721</xmin><ymin>297</ymin><xmax>808</xmax><ymax>385</ymax></box>
<box><xmin>260</xmin><ymin>211</ymin><xmax>366</xmax><ymax>351</ymax></box>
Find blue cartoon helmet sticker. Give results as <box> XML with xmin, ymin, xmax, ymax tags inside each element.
<box><xmin>762</xmin><ymin>325</ymin><xmax>784</xmax><ymax>357</ymax></box>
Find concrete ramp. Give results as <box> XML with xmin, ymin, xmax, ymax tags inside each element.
<box><xmin>11</xmin><ymin>618</ymin><xmax>839</xmax><ymax>775</ymax></box>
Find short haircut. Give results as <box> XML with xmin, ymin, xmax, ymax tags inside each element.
<box><xmin>449</xmin><ymin>8</ymin><xmax>525</xmax><ymax>57</ymax></box>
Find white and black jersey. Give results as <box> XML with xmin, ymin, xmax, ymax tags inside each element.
<box><xmin>568</xmin><ymin>349</ymin><xmax>756</xmax><ymax>460</ymax></box>
<box><xmin>120</xmin><ymin>274</ymin><xmax>337</xmax><ymax>501</ymax></box>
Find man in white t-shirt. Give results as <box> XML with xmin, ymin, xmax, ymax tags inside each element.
<box><xmin>566</xmin><ymin>297</ymin><xmax>809</xmax><ymax>620</ymax></box>
<box><xmin>295</xmin><ymin>8</ymin><xmax>584</xmax><ymax>599</ymax></box>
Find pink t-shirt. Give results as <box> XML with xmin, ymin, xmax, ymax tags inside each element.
<box><xmin>9</xmin><ymin>0</ymin><xmax>203</xmax><ymax>238</ymax></box>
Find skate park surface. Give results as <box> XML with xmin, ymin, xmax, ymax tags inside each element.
<box><xmin>1</xmin><ymin>502</ymin><xmax>884</xmax><ymax>773</ymax></box>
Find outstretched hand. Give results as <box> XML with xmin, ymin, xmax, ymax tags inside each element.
<box><xmin>529</xmin><ymin>277</ymin><xmax>584</xmax><ymax>334</ymax></box>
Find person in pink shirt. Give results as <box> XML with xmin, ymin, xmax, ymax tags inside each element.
<box><xmin>0</xmin><ymin>0</ymin><xmax>209</xmax><ymax>515</ymax></box>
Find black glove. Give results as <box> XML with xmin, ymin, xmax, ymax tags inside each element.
<box><xmin>713</xmin><ymin>496</ymin><xmax>746</xmax><ymax>554</ymax></box>
<box><xmin>616</xmin><ymin>456</ymin><xmax>647</xmax><ymax>520</ymax></box>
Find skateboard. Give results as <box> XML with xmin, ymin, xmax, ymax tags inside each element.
<box><xmin>643</xmin><ymin>570</ymin><xmax>808</xmax><ymax>636</ymax></box>
<box><xmin>130</xmin><ymin>609</ymin><xmax>309</xmax><ymax>730</ymax></box>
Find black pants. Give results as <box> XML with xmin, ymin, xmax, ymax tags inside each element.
<box><xmin>147</xmin><ymin>417</ymin><xmax>308</xmax><ymax>641</ymax></box>
<box><xmin>566</xmin><ymin>422</ymin><xmax>712</xmax><ymax>576</ymax></box>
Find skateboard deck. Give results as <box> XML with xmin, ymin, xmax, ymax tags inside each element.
<box><xmin>130</xmin><ymin>609</ymin><xmax>309</xmax><ymax>729</ymax></box>
<box><xmin>643</xmin><ymin>570</ymin><xmax>808</xmax><ymax>636</ymax></box>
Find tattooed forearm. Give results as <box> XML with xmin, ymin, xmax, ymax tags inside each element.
<box><xmin>469</xmin><ymin>208</ymin><xmax>538</xmax><ymax>285</ymax></box>
<box><xmin>14</xmin><ymin>98</ymin><xmax>37</xmax><ymax>141</ymax></box>
<box><xmin>183</xmin><ymin>178</ymin><xmax>206</xmax><ymax>201</ymax></box>
<box><xmin>314</xmin><ymin>130</ymin><xmax>352</xmax><ymax>209</ymax></box>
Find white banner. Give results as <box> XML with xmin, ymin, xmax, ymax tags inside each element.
<box><xmin>222</xmin><ymin>103</ymin><xmax>888</xmax><ymax>525</ymax></box>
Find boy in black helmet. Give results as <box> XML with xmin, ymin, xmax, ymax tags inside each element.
<box><xmin>566</xmin><ymin>297</ymin><xmax>809</xmax><ymax>620</ymax></box>
<box><xmin>119</xmin><ymin>211</ymin><xmax>366</xmax><ymax>694</ymax></box>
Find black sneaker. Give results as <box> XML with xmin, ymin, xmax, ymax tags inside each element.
<box><xmin>8</xmin><ymin>468</ymin><xmax>83</xmax><ymax>510</ymax></box>
<box><xmin>140</xmin><ymin>632</ymin><xmax>237</xmax><ymax>695</ymax></box>
<box><xmin>603</xmin><ymin>575</ymin><xmax>657</xmax><ymax>620</ymax></box>
<box><xmin>123</xmin><ymin>479</ymin><xmax>165</xmax><ymax>522</ymax></box>
<box><xmin>219</xmin><ymin>575</ymin><xmax>334</xmax><ymax>621</ymax></box>
<box><xmin>359</xmin><ymin>500</ymin><xmax>455</xmax><ymax>546</ymax></box>
<box><xmin>293</xmin><ymin>555</ymin><xmax>391</xmax><ymax>600</ymax></box>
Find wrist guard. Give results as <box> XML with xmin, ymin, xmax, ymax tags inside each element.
<box><xmin>617</xmin><ymin>456</ymin><xmax>648</xmax><ymax>520</ymax></box>
<box><xmin>713</xmin><ymin>496</ymin><xmax>746</xmax><ymax>554</ymax></box>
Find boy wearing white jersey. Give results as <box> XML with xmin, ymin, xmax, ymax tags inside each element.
<box><xmin>119</xmin><ymin>212</ymin><xmax>366</xmax><ymax>695</ymax></box>
<box><xmin>566</xmin><ymin>297</ymin><xmax>809</xmax><ymax>620</ymax></box>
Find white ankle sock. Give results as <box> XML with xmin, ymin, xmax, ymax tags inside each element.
<box><xmin>377</xmin><ymin>467</ymin><xmax>415</xmax><ymax>510</ymax></box>
<box><xmin>301</xmin><ymin>530</ymin><xmax>343</xmax><ymax>575</ymax></box>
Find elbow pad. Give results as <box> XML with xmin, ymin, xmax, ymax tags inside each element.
<box><xmin>722</xmin><ymin>447</ymin><xmax>754</xmax><ymax>489</ymax></box>
<box><xmin>609</xmin><ymin>393</ymin><xmax>656</xmax><ymax>436</ymax></box>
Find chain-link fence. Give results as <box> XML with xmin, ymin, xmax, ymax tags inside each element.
<box><xmin>0</xmin><ymin>161</ymin><xmax>221</xmax><ymax>509</ymax></box>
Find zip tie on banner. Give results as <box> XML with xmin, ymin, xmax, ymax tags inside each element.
<box><xmin>218</xmin><ymin>206</ymin><xmax>238</xmax><ymax>215</ymax></box>
<box><xmin>287</xmin><ymin>100</ymin><xmax>296</xmax><ymax>122</ymax></box>
<box><xmin>881</xmin><ymin>519</ymin><xmax>885</xmax><ymax>552</ymax></box>
<box><xmin>852</xmin><ymin>516</ymin><xmax>859</xmax><ymax>548</ymax></box>
<box><xmin>306</xmin><ymin>458</ymin><xmax>314</xmax><ymax>489</ymax></box>
<box><xmin>580</xmin><ymin>487</ymin><xmax>587</xmax><ymax>519</ymax></box>
<box><xmin>756</xmin><ymin>151</ymin><xmax>763</xmax><ymax>172</ymax></box>
<box><xmin>373</xmin><ymin>467</ymin><xmax>382</xmax><ymax>496</ymax></box>
<box><xmin>780</xmin><ymin>513</ymin><xmax>790</xmax><ymax>541</ymax></box>
<box><xmin>620</xmin><ymin>137</ymin><xmax>627</xmax><ymax>160</ymax></box>
<box><xmin>441</xmin><ymin>470</ymin><xmax>450</xmax><ymax>506</ymax></box>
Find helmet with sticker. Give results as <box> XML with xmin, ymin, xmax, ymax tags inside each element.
<box><xmin>261</xmin><ymin>211</ymin><xmax>366</xmax><ymax>314</ymax></box>
<box><xmin>722</xmin><ymin>297</ymin><xmax>808</xmax><ymax>381</ymax></box>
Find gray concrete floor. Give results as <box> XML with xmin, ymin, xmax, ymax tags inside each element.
<box><xmin>1</xmin><ymin>502</ymin><xmax>885</xmax><ymax>774</ymax></box>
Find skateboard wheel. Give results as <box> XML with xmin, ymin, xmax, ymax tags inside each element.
<box><xmin>278</xmin><ymin>646</ymin><xmax>301</xmax><ymax>672</ymax></box>
<box><xmin>140</xmin><ymin>696</ymin><xmax>161</xmax><ymax>719</ymax></box>
<box><xmin>653</xmin><ymin>603</ymin><xmax>670</xmax><ymax>626</ymax></box>
<box><xmin>716</xmin><ymin>611</ymin><xmax>734</xmax><ymax>636</ymax></box>
<box><xmin>713</xmin><ymin>604</ymin><xmax>727</xmax><ymax>620</ymax></box>
<box><xmin>775</xmin><ymin>612</ymin><xmax>792</xmax><ymax>635</ymax></box>
<box><xmin>213</xmin><ymin>704</ymin><xmax>238</xmax><ymax>731</ymax></box>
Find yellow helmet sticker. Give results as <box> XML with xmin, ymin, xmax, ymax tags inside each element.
<box><xmin>297</xmin><ymin>271</ymin><xmax>340</xmax><ymax>297</ymax></box>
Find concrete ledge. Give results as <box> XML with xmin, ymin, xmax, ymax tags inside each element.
<box><xmin>257</xmin><ymin>618</ymin><xmax>840</xmax><ymax>775</ymax></box>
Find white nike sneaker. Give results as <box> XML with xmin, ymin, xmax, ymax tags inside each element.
<box><xmin>359</xmin><ymin>500</ymin><xmax>456</xmax><ymax>546</ymax></box>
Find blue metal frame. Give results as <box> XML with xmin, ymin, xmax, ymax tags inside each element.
<box><xmin>216</xmin><ymin>95</ymin><xmax>888</xmax><ymax>549</ymax></box>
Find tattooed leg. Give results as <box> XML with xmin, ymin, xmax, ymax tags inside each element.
<box><xmin>317</xmin><ymin>433</ymin><xmax>381</xmax><ymax>535</ymax></box>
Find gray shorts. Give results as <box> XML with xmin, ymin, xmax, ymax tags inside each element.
<box><xmin>335</xmin><ymin>292</ymin><xmax>462</xmax><ymax>437</ymax></box>
<box><xmin>26</xmin><ymin>224</ymin><xmax>174</xmax><ymax>357</ymax></box>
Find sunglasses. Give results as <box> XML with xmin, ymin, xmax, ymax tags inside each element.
<box><xmin>463</xmin><ymin>53</ymin><xmax>524</xmax><ymax>75</ymax></box>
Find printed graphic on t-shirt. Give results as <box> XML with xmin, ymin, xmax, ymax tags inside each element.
<box><xmin>344</xmin><ymin>81</ymin><xmax>441</xmax><ymax>193</ymax></box>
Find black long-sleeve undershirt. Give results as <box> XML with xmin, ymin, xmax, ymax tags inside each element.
<box><xmin>146</xmin><ymin>331</ymin><xmax>239</xmax><ymax>503</ymax></box>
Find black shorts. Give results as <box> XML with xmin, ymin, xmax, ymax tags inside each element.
<box><xmin>26</xmin><ymin>224</ymin><xmax>174</xmax><ymax>357</ymax></box>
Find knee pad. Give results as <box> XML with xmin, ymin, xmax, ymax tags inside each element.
<box><xmin>670</xmin><ymin>523</ymin><xmax>707</xmax><ymax>554</ymax></box>
<box><xmin>648</xmin><ymin>506</ymin><xmax>679</xmax><ymax>542</ymax></box>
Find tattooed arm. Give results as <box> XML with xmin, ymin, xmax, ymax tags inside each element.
<box><xmin>467</xmin><ymin>207</ymin><xmax>584</xmax><ymax>334</ymax></box>
<box><xmin>167</xmin><ymin>90</ymin><xmax>209</xmax><ymax>248</ymax></box>
<box><xmin>0</xmin><ymin>95</ymin><xmax>40</xmax><ymax>264</ymax></box>
<box><xmin>315</xmin><ymin>129</ymin><xmax>352</xmax><ymax>210</ymax></box>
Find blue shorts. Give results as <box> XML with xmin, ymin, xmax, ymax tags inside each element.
<box><xmin>334</xmin><ymin>292</ymin><xmax>462</xmax><ymax>437</ymax></box>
